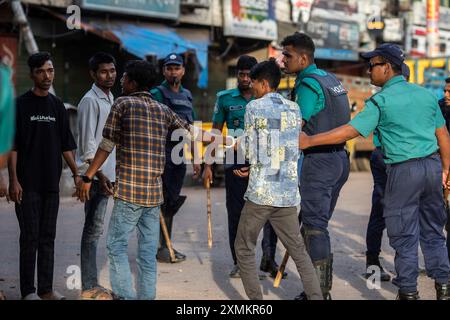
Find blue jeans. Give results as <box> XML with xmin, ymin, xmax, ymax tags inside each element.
<box><xmin>106</xmin><ymin>199</ymin><xmax>160</xmax><ymax>300</ymax></box>
<box><xmin>81</xmin><ymin>181</ymin><xmax>109</xmax><ymax>290</ymax></box>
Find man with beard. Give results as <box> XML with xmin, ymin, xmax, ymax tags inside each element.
<box><xmin>77</xmin><ymin>52</ymin><xmax>117</xmax><ymax>299</ymax></box>
<box><xmin>281</xmin><ymin>32</ymin><xmax>351</xmax><ymax>300</ymax></box>
<box><xmin>150</xmin><ymin>53</ymin><xmax>201</xmax><ymax>263</ymax></box>
<box><xmin>8</xmin><ymin>52</ymin><xmax>79</xmax><ymax>300</ymax></box>
<box><xmin>203</xmin><ymin>55</ymin><xmax>283</xmax><ymax>279</ymax></box>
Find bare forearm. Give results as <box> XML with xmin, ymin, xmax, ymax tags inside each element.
<box><xmin>191</xmin><ymin>141</ymin><xmax>201</xmax><ymax>164</ymax></box>
<box><xmin>0</xmin><ymin>153</ymin><xmax>8</xmax><ymax>169</ymax></box>
<box><xmin>85</xmin><ymin>148</ymin><xmax>110</xmax><ymax>179</ymax></box>
<box><xmin>63</xmin><ymin>150</ymin><xmax>78</xmax><ymax>176</ymax></box>
<box><xmin>83</xmin><ymin>158</ymin><xmax>104</xmax><ymax>179</ymax></box>
<box><xmin>8</xmin><ymin>151</ymin><xmax>18</xmax><ymax>182</ymax></box>
<box><xmin>307</xmin><ymin>125</ymin><xmax>359</xmax><ymax>148</ymax></box>
<box><xmin>205</xmin><ymin>122</ymin><xmax>224</xmax><ymax>167</ymax></box>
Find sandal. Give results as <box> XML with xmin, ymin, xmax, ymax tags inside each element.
<box><xmin>80</xmin><ymin>286</ymin><xmax>115</xmax><ymax>300</ymax></box>
<box><xmin>0</xmin><ymin>291</ymin><xmax>6</xmax><ymax>300</ymax></box>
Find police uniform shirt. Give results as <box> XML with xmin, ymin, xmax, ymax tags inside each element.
<box><xmin>350</xmin><ymin>75</ymin><xmax>446</xmax><ymax>164</ymax></box>
<box><xmin>212</xmin><ymin>88</ymin><xmax>253</xmax><ymax>134</ymax></box>
<box><xmin>292</xmin><ymin>64</ymin><xmax>327</xmax><ymax>122</ymax></box>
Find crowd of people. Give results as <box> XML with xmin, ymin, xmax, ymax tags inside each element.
<box><xmin>0</xmin><ymin>32</ymin><xmax>449</xmax><ymax>300</ymax></box>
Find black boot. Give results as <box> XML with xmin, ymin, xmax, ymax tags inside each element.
<box><xmin>396</xmin><ymin>291</ymin><xmax>420</xmax><ymax>300</ymax></box>
<box><xmin>435</xmin><ymin>282</ymin><xmax>450</xmax><ymax>300</ymax></box>
<box><xmin>294</xmin><ymin>255</ymin><xmax>333</xmax><ymax>300</ymax></box>
<box><xmin>315</xmin><ymin>255</ymin><xmax>333</xmax><ymax>300</ymax></box>
<box><xmin>260</xmin><ymin>254</ymin><xmax>287</xmax><ymax>279</ymax></box>
<box><xmin>294</xmin><ymin>292</ymin><xmax>308</xmax><ymax>300</ymax></box>
<box><xmin>365</xmin><ymin>254</ymin><xmax>391</xmax><ymax>282</ymax></box>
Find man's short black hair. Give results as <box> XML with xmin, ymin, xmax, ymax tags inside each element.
<box><xmin>378</xmin><ymin>56</ymin><xmax>402</xmax><ymax>74</ymax></box>
<box><xmin>28</xmin><ymin>52</ymin><xmax>52</xmax><ymax>72</ymax></box>
<box><xmin>446</xmin><ymin>77</ymin><xmax>450</xmax><ymax>84</ymax></box>
<box><xmin>281</xmin><ymin>32</ymin><xmax>315</xmax><ymax>60</ymax></box>
<box><xmin>237</xmin><ymin>55</ymin><xmax>258</xmax><ymax>71</ymax></box>
<box><xmin>124</xmin><ymin>60</ymin><xmax>156</xmax><ymax>90</ymax></box>
<box><xmin>250</xmin><ymin>58</ymin><xmax>281</xmax><ymax>89</ymax></box>
<box><xmin>89</xmin><ymin>52</ymin><xmax>116</xmax><ymax>72</ymax></box>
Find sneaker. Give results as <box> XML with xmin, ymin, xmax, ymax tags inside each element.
<box><xmin>22</xmin><ymin>293</ymin><xmax>41</xmax><ymax>300</ymax></box>
<box><xmin>229</xmin><ymin>264</ymin><xmax>240</xmax><ymax>278</ymax></box>
<box><xmin>39</xmin><ymin>290</ymin><xmax>66</xmax><ymax>300</ymax></box>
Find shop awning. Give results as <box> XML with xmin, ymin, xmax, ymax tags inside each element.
<box><xmin>88</xmin><ymin>21</ymin><xmax>209</xmax><ymax>88</ymax></box>
<box><xmin>41</xmin><ymin>9</ymin><xmax>210</xmax><ymax>88</ymax></box>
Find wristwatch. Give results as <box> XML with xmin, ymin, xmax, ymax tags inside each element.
<box><xmin>81</xmin><ymin>175</ymin><xmax>93</xmax><ymax>183</ymax></box>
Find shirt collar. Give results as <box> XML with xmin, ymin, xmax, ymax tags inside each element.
<box><xmin>263</xmin><ymin>92</ymin><xmax>281</xmax><ymax>99</ymax></box>
<box><xmin>232</xmin><ymin>87</ymin><xmax>253</xmax><ymax>100</ymax></box>
<box><xmin>296</xmin><ymin>64</ymin><xmax>318</xmax><ymax>86</ymax></box>
<box><xmin>92</xmin><ymin>83</ymin><xmax>114</xmax><ymax>102</ymax></box>
<box><xmin>231</xmin><ymin>88</ymin><xmax>241</xmax><ymax>97</ymax></box>
<box><xmin>382</xmin><ymin>75</ymin><xmax>405</xmax><ymax>90</ymax></box>
<box><xmin>129</xmin><ymin>91</ymin><xmax>153</xmax><ymax>98</ymax></box>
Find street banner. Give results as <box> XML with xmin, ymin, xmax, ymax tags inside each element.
<box><xmin>223</xmin><ymin>0</ymin><xmax>277</xmax><ymax>41</ymax></box>
<box><xmin>80</xmin><ymin>0</ymin><xmax>180</xmax><ymax>20</ymax></box>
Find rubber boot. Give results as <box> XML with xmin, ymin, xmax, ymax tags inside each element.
<box><xmin>294</xmin><ymin>255</ymin><xmax>333</xmax><ymax>300</ymax></box>
<box><xmin>435</xmin><ymin>282</ymin><xmax>450</xmax><ymax>300</ymax></box>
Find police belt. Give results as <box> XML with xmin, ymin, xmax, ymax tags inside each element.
<box><xmin>390</xmin><ymin>151</ymin><xmax>439</xmax><ymax>166</ymax></box>
<box><xmin>302</xmin><ymin>145</ymin><xmax>345</xmax><ymax>155</ymax></box>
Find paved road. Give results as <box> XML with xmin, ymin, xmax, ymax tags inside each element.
<box><xmin>0</xmin><ymin>172</ymin><xmax>440</xmax><ymax>300</ymax></box>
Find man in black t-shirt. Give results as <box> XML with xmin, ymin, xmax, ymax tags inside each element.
<box><xmin>8</xmin><ymin>52</ymin><xmax>80</xmax><ymax>300</ymax></box>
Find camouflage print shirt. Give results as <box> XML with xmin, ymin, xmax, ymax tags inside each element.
<box><xmin>240</xmin><ymin>92</ymin><xmax>301</xmax><ymax>207</ymax></box>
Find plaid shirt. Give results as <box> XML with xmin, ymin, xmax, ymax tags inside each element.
<box><xmin>101</xmin><ymin>91</ymin><xmax>191</xmax><ymax>207</ymax></box>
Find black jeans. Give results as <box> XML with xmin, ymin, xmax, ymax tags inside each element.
<box><xmin>15</xmin><ymin>191</ymin><xmax>59</xmax><ymax>297</ymax></box>
<box><xmin>366</xmin><ymin>148</ymin><xmax>387</xmax><ymax>257</ymax></box>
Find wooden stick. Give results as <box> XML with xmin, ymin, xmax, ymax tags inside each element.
<box><xmin>206</xmin><ymin>179</ymin><xmax>213</xmax><ymax>249</ymax></box>
<box><xmin>160</xmin><ymin>211</ymin><xmax>176</xmax><ymax>262</ymax></box>
<box><xmin>273</xmin><ymin>251</ymin><xmax>289</xmax><ymax>288</ymax></box>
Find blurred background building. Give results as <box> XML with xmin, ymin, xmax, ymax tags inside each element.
<box><xmin>0</xmin><ymin>0</ymin><xmax>449</xmax><ymax>173</ymax></box>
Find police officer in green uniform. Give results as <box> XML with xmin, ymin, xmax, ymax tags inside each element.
<box><xmin>281</xmin><ymin>32</ymin><xmax>351</xmax><ymax>300</ymax></box>
<box><xmin>364</xmin><ymin>65</ymin><xmax>410</xmax><ymax>282</ymax></box>
<box><xmin>150</xmin><ymin>53</ymin><xmax>201</xmax><ymax>263</ymax></box>
<box><xmin>203</xmin><ymin>55</ymin><xmax>283</xmax><ymax>278</ymax></box>
<box><xmin>300</xmin><ymin>43</ymin><xmax>450</xmax><ymax>300</ymax></box>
